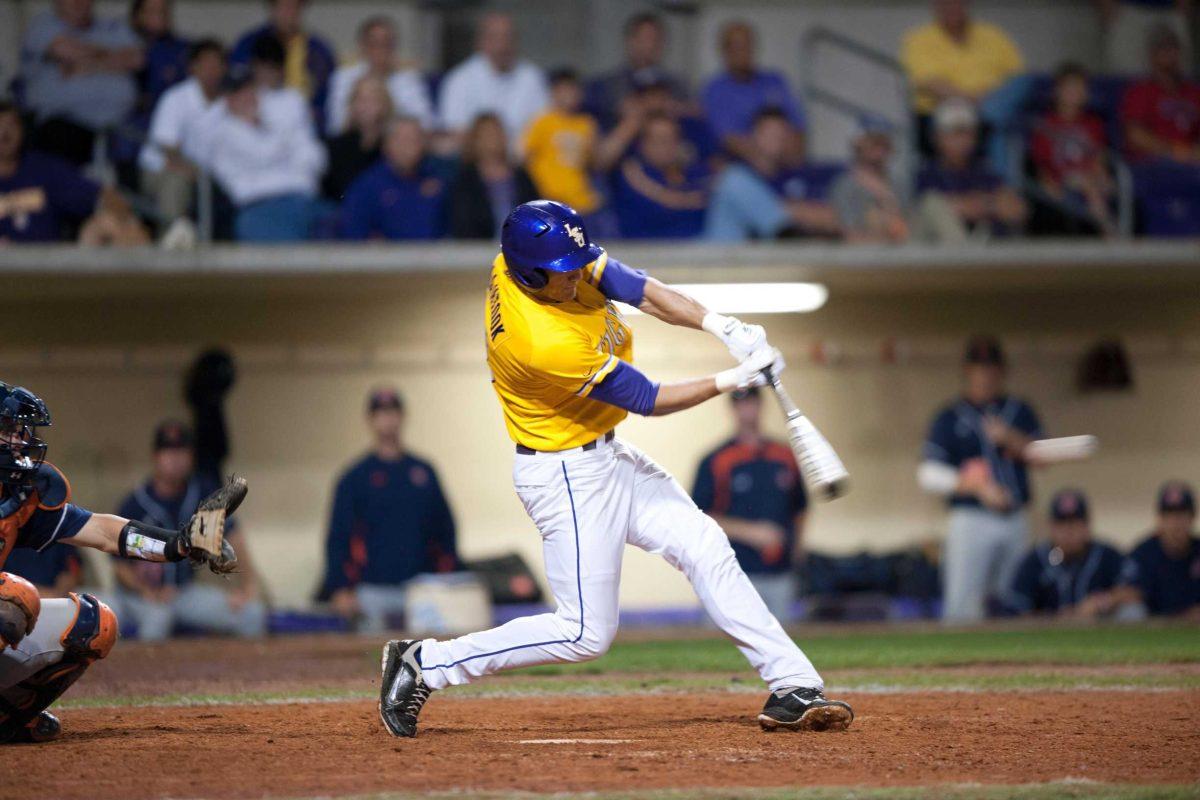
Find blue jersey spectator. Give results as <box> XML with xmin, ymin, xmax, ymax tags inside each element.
<box><xmin>692</xmin><ymin>387</ymin><xmax>808</xmax><ymax>622</ymax></box>
<box><xmin>230</xmin><ymin>0</ymin><xmax>336</xmax><ymax>132</ymax></box>
<box><xmin>612</xmin><ymin>114</ymin><xmax>708</xmax><ymax>238</ymax></box>
<box><xmin>584</xmin><ymin>12</ymin><xmax>688</xmax><ymax>130</ymax></box>
<box><xmin>131</xmin><ymin>0</ymin><xmax>190</xmax><ymax>113</ymax></box>
<box><xmin>1010</xmin><ymin>489</ymin><xmax>1125</xmax><ymax>616</ymax></box>
<box><xmin>323</xmin><ymin>387</ymin><xmax>459</xmax><ymax>633</ymax></box>
<box><xmin>1120</xmin><ymin>481</ymin><xmax>1200</xmax><ymax>617</ymax></box>
<box><xmin>3</xmin><ymin>541</ymin><xmax>81</xmax><ymax>598</ymax></box>
<box><xmin>339</xmin><ymin>118</ymin><xmax>448</xmax><ymax>240</ymax></box>
<box><xmin>702</xmin><ymin>21</ymin><xmax>805</xmax><ymax>165</ymax></box>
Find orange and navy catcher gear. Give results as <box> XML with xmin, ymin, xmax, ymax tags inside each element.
<box><xmin>0</xmin><ymin>462</ymin><xmax>87</xmax><ymax>572</ymax></box>
<box><xmin>0</xmin><ymin>572</ymin><xmax>40</xmax><ymax>650</ymax></box>
<box><xmin>500</xmin><ymin>200</ymin><xmax>604</xmax><ymax>290</ymax></box>
<box><xmin>0</xmin><ymin>383</ymin><xmax>51</xmax><ymax>489</ymax></box>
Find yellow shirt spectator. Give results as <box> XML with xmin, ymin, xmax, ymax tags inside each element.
<box><xmin>901</xmin><ymin>20</ymin><xmax>1024</xmax><ymax>114</ymax></box>
<box><xmin>523</xmin><ymin>111</ymin><xmax>600</xmax><ymax>214</ymax></box>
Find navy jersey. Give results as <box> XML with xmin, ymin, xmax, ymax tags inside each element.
<box><xmin>1120</xmin><ymin>533</ymin><xmax>1200</xmax><ymax>616</ymax></box>
<box><xmin>3</xmin><ymin>542</ymin><xmax>80</xmax><ymax>589</ymax></box>
<box><xmin>323</xmin><ymin>453</ymin><xmax>459</xmax><ymax>593</ymax></box>
<box><xmin>0</xmin><ymin>463</ymin><xmax>93</xmax><ymax>570</ymax></box>
<box><xmin>0</xmin><ymin>152</ymin><xmax>100</xmax><ymax>242</ymax></box>
<box><xmin>692</xmin><ymin>438</ymin><xmax>808</xmax><ymax>575</ymax></box>
<box><xmin>114</xmin><ymin>474</ymin><xmax>236</xmax><ymax>589</ymax></box>
<box><xmin>1009</xmin><ymin>541</ymin><xmax>1124</xmax><ymax>613</ymax></box>
<box><xmin>922</xmin><ymin>396</ymin><xmax>1043</xmax><ymax>509</ymax></box>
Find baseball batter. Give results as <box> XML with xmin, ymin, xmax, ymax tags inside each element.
<box><xmin>0</xmin><ymin>383</ymin><xmax>243</xmax><ymax>743</ymax></box>
<box><xmin>379</xmin><ymin>200</ymin><xmax>852</xmax><ymax>737</ymax></box>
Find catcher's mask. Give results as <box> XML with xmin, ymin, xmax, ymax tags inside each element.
<box><xmin>0</xmin><ymin>383</ymin><xmax>51</xmax><ymax>488</ymax></box>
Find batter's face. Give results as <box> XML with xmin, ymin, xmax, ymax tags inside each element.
<box><xmin>542</xmin><ymin>269</ymin><xmax>583</xmax><ymax>303</ymax></box>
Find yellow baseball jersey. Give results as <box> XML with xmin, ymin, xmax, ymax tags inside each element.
<box><xmin>486</xmin><ymin>252</ymin><xmax>635</xmax><ymax>451</ymax></box>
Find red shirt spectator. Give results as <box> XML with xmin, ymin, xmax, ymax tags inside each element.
<box><xmin>1031</xmin><ymin>113</ymin><xmax>1106</xmax><ymax>183</ymax></box>
<box><xmin>1121</xmin><ymin>24</ymin><xmax>1200</xmax><ymax>161</ymax></box>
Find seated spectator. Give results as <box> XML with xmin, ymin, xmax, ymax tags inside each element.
<box><xmin>246</xmin><ymin>32</ymin><xmax>312</xmax><ymax>128</ymax></box>
<box><xmin>339</xmin><ymin>117</ymin><xmax>447</xmax><ymax>240</ymax></box>
<box><xmin>113</xmin><ymin>421</ymin><xmax>266</xmax><ymax>641</ymax></box>
<box><xmin>1121</xmin><ymin>25</ymin><xmax>1200</xmax><ymax>163</ymax></box>
<box><xmin>829</xmin><ymin>120</ymin><xmax>909</xmax><ymax>243</ymax></box>
<box><xmin>612</xmin><ymin>113</ymin><xmax>709</xmax><ymax>238</ymax></box>
<box><xmin>1098</xmin><ymin>0</ymin><xmax>1193</xmax><ymax>75</ymax></box>
<box><xmin>900</xmin><ymin>0</ymin><xmax>1030</xmax><ymax>174</ymax></box>
<box><xmin>1029</xmin><ymin>63</ymin><xmax>1117</xmax><ymax>237</ymax></box>
<box><xmin>322</xmin><ymin>388</ymin><xmax>459</xmax><ymax>633</ymax></box>
<box><xmin>1009</xmin><ymin>489</ymin><xmax>1131</xmax><ymax>618</ymax></box>
<box><xmin>0</xmin><ymin>102</ymin><xmax>147</xmax><ymax>244</ymax></box>
<box><xmin>692</xmin><ymin>387</ymin><xmax>808</xmax><ymax>623</ymax></box>
<box><xmin>230</xmin><ymin>0</ymin><xmax>335</xmax><ymax>131</ymax></box>
<box><xmin>3</xmin><ymin>545</ymin><xmax>81</xmax><ymax>599</ymax></box>
<box><xmin>916</xmin><ymin>99</ymin><xmax>1027</xmax><ymax>241</ymax></box>
<box><xmin>1120</xmin><ymin>481</ymin><xmax>1200</xmax><ymax>619</ymax></box>
<box><xmin>450</xmin><ymin>113</ymin><xmax>536</xmax><ymax>239</ymax></box>
<box><xmin>523</xmin><ymin>69</ymin><xmax>601</xmax><ymax>216</ymax></box>
<box><xmin>202</xmin><ymin>50</ymin><xmax>327</xmax><ymax>242</ymax></box>
<box><xmin>323</xmin><ymin>74</ymin><xmax>391</xmax><ymax>201</ymax></box>
<box><xmin>139</xmin><ymin>39</ymin><xmax>226</xmax><ymax>236</ymax></box>
<box><xmin>705</xmin><ymin>109</ymin><xmax>840</xmax><ymax>241</ymax></box>
<box><xmin>131</xmin><ymin>0</ymin><xmax>190</xmax><ymax>113</ymax></box>
<box><xmin>325</xmin><ymin>16</ymin><xmax>434</xmax><ymax>136</ymax></box>
<box><xmin>19</xmin><ymin>0</ymin><xmax>144</xmax><ymax>165</ymax></box>
<box><xmin>584</xmin><ymin>12</ymin><xmax>687</xmax><ymax>131</ymax></box>
<box><xmin>702</xmin><ymin>20</ymin><xmax>805</xmax><ymax>167</ymax></box>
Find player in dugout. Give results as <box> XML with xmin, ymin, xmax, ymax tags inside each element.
<box><xmin>378</xmin><ymin>200</ymin><xmax>853</xmax><ymax>738</ymax></box>
<box><xmin>0</xmin><ymin>383</ymin><xmax>243</xmax><ymax>743</ymax></box>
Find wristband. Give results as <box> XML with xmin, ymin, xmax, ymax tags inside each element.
<box><xmin>701</xmin><ymin>311</ymin><xmax>736</xmax><ymax>341</ymax></box>
<box><xmin>715</xmin><ymin>367</ymin><xmax>743</xmax><ymax>393</ymax></box>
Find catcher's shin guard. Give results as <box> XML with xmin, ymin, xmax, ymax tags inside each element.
<box><xmin>0</xmin><ymin>572</ymin><xmax>41</xmax><ymax>650</ymax></box>
<box><xmin>0</xmin><ymin>593</ymin><xmax>116</xmax><ymax>743</ymax></box>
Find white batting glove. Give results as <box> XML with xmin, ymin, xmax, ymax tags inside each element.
<box><xmin>716</xmin><ymin>346</ymin><xmax>785</xmax><ymax>392</ymax></box>
<box><xmin>702</xmin><ymin>312</ymin><xmax>767</xmax><ymax>362</ymax></box>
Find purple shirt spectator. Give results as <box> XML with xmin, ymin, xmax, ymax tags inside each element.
<box><xmin>702</xmin><ymin>71</ymin><xmax>806</xmax><ymax>141</ymax></box>
<box><xmin>0</xmin><ymin>152</ymin><xmax>100</xmax><ymax>242</ymax></box>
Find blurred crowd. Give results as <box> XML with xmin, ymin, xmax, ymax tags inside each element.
<box><xmin>2</xmin><ymin>0</ymin><xmax>1200</xmax><ymax>246</ymax></box>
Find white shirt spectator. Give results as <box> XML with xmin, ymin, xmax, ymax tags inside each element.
<box><xmin>437</xmin><ymin>53</ymin><xmax>548</xmax><ymax>142</ymax></box>
<box><xmin>138</xmin><ymin>78</ymin><xmax>219</xmax><ymax>173</ymax></box>
<box><xmin>325</xmin><ymin>63</ymin><xmax>434</xmax><ymax>134</ymax></box>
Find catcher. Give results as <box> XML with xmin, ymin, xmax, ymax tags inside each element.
<box><xmin>0</xmin><ymin>382</ymin><xmax>245</xmax><ymax>743</ymax></box>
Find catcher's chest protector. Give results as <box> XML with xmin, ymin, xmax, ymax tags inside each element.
<box><xmin>0</xmin><ymin>494</ymin><xmax>39</xmax><ymax>571</ymax></box>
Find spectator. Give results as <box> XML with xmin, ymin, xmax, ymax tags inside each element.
<box><xmin>612</xmin><ymin>113</ymin><xmax>709</xmax><ymax>238</ymax></box>
<box><xmin>1120</xmin><ymin>481</ymin><xmax>1200</xmax><ymax>618</ymax></box>
<box><xmin>449</xmin><ymin>113</ymin><xmax>536</xmax><ymax>239</ymax></box>
<box><xmin>916</xmin><ymin>99</ymin><xmax>1027</xmax><ymax>241</ymax></box>
<box><xmin>692</xmin><ymin>387</ymin><xmax>809</xmax><ymax>622</ymax></box>
<box><xmin>323</xmin><ymin>388</ymin><xmax>459</xmax><ymax>633</ymax></box>
<box><xmin>605</xmin><ymin>77</ymin><xmax>719</xmax><ymax>172</ymax></box>
<box><xmin>2</xmin><ymin>545</ymin><xmax>81</xmax><ymax>599</ymax></box>
<box><xmin>522</xmin><ymin>69</ymin><xmax>601</xmax><ymax>217</ymax></box>
<box><xmin>702</xmin><ymin>20</ymin><xmax>805</xmax><ymax>166</ymax></box>
<box><xmin>1097</xmin><ymin>0</ymin><xmax>1193</xmax><ymax>74</ymax></box>
<box><xmin>917</xmin><ymin>335</ymin><xmax>1044</xmax><ymax>624</ymax></box>
<box><xmin>113</xmin><ymin>420</ymin><xmax>266</xmax><ymax>641</ymax></box>
<box><xmin>1029</xmin><ymin>63</ymin><xmax>1117</xmax><ymax>237</ymax></box>
<box><xmin>437</xmin><ymin>12</ymin><xmax>548</xmax><ymax>148</ymax></box>
<box><xmin>325</xmin><ymin>16</ymin><xmax>434</xmax><ymax>136</ymax></box>
<box><xmin>1121</xmin><ymin>25</ymin><xmax>1200</xmax><ymax>163</ymax></box>
<box><xmin>705</xmin><ymin>109</ymin><xmax>840</xmax><ymax>241</ymax></box>
<box><xmin>19</xmin><ymin>0</ymin><xmax>144</xmax><ymax>165</ymax></box>
<box><xmin>900</xmin><ymin>0</ymin><xmax>1030</xmax><ymax>173</ymax></box>
<box><xmin>829</xmin><ymin>121</ymin><xmax>909</xmax><ymax>243</ymax></box>
<box><xmin>130</xmin><ymin>0</ymin><xmax>190</xmax><ymax>112</ymax></box>
<box><xmin>584</xmin><ymin>12</ymin><xmax>687</xmax><ymax>131</ymax></box>
<box><xmin>0</xmin><ymin>102</ymin><xmax>147</xmax><ymax>244</ymax></box>
<box><xmin>339</xmin><ymin>116</ymin><xmax>447</xmax><ymax>240</ymax></box>
<box><xmin>203</xmin><ymin>66</ymin><xmax>327</xmax><ymax>242</ymax></box>
<box><xmin>230</xmin><ymin>0</ymin><xmax>336</xmax><ymax>131</ymax></box>
<box><xmin>139</xmin><ymin>39</ymin><xmax>226</xmax><ymax>236</ymax></box>
<box><xmin>323</xmin><ymin>74</ymin><xmax>391</xmax><ymax>201</ymax></box>
<box><xmin>1009</xmin><ymin>489</ymin><xmax>1130</xmax><ymax>618</ymax></box>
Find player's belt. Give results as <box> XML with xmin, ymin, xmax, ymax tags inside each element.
<box><xmin>516</xmin><ymin>430</ymin><xmax>615</xmax><ymax>456</ymax></box>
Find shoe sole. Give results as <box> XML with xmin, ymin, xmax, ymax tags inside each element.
<box><xmin>758</xmin><ymin>704</ymin><xmax>854</xmax><ymax>733</ymax></box>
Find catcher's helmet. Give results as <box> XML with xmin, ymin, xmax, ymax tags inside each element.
<box><xmin>500</xmin><ymin>200</ymin><xmax>603</xmax><ymax>290</ymax></box>
<box><xmin>0</xmin><ymin>383</ymin><xmax>51</xmax><ymax>488</ymax></box>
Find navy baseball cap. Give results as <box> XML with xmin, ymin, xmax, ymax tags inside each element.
<box><xmin>1049</xmin><ymin>489</ymin><xmax>1089</xmax><ymax>522</ymax></box>
<box><xmin>963</xmin><ymin>334</ymin><xmax>1006</xmax><ymax>367</ymax></box>
<box><xmin>1157</xmin><ymin>481</ymin><xmax>1195</xmax><ymax>514</ymax></box>
<box><xmin>367</xmin><ymin>387</ymin><xmax>404</xmax><ymax>414</ymax></box>
<box><xmin>153</xmin><ymin>420</ymin><xmax>193</xmax><ymax>451</ymax></box>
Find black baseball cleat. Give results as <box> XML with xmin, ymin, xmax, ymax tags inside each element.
<box><xmin>379</xmin><ymin>639</ymin><xmax>433</xmax><ymax>738</ymax></box>
<box><xmin>758</xmin><ymin>687</ymin><xmax>854</xmax><ymax>732</ymax></box>
<box><xmin>0</xmin><ymin>711</ymin><xmax>62</xmax><ymax>744</ymax></box>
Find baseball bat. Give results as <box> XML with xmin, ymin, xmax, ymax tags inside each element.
<box><xmin>762</xmin><ymin>368</ymin><xmax>850</xmax><ymax>501</ymax></box>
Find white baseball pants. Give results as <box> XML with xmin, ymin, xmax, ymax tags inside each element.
<box><xmin>418</xmin><ymin>437</ymin><xmax>823</xmax><ymax>692</ymax></box>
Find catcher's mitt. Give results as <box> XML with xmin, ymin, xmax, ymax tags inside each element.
<box><xmin>181</xmin><ymin>475</ymin><xmax>248</xmax><ymax>575</ymax></box>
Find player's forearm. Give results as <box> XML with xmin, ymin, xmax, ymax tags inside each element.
<box><xmin>65</xmin><ymin>514</ymin><xmax>188</xmax><ymax>561</ymax></box>
<box><xmin>638</xmin><ymin>277</ymin><xmax>707</xmax><ymax>329</ymax></box>
<box><xmin>650</xmin><ymin>376</ymin><xmax>722</xmax><ymax>416</ymax></box>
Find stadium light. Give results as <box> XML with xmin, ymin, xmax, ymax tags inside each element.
<box><xmin>622</xmin><ymin>282</ymin><xmax>828</xmax><ymax>315</ymax></box>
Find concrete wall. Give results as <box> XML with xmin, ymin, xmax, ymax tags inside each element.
<box><xmin>5</xmin><ymin>268</ymin><xmax>1199</xmax><ymax>608</ymax></box>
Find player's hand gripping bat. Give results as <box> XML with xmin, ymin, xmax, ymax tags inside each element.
<box><xmin>182</xmin><ymin>474</ymin><xmax>248</xmax><ymax>575</ymax></box>
<box><xmin>761</xmin><ymin>368</ymin><xmax>850</xmax><ymax>501</ymax></box>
